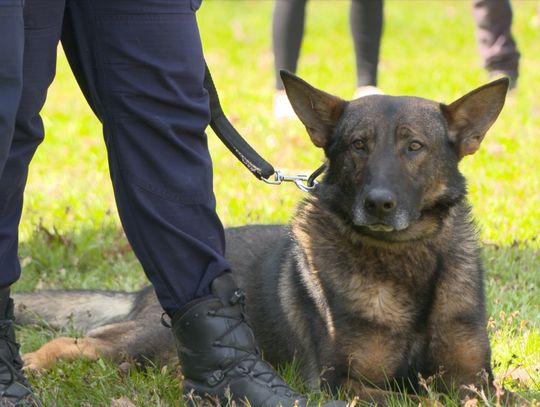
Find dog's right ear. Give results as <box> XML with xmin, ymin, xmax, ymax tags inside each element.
<box><xmin>280</xmin><ymin>70</ymin><xmax>346</xmax><ymax>148</ymax></box>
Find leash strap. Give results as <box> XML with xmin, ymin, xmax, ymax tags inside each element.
<box><xmin>204</xmin><ymin>62</ymin><xmax>322</xmax><ymax>191</ymax></box>
<box><xmin>204</xmin><ymin>63</ymin><xmax>275</xmax><ymax>180</ymax></box>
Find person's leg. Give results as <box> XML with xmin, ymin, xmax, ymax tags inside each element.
<box><xmin>0</xmin><ymin>1</ymin><xmax>24</xmax><ymax>179</ymax></box>
<box><xmin>0</xmin><ymin>0</ymin><xmax>65</xmax><ymax>288</ymax></box>
<box><xmin>272</xmin><ymin>0</ymin><xmax>308</xmax><ymax>90</ymax></box>
<box><xmin>61</xmin><ymin>1</ymin><xmax>344</xmax><ymax>404</ymax></box>
<box><xmin>0</xmin><ymin>0</ymin><xmax>65</xmax><ymax>405</ymax></box>
<box><xmin>272</xmin><ymin>0</ymin><xmax>308</xmax><ymax>118</ymax></box>
<box><xmin>62</xmin><ymin>0</ymin><xmax>228</xmax><ymax>315</ymax></box>
<box><xmin>0</xmin><ymin>4</ymin><xmax>31</xmax><ymax>399</ymax></box>
<box><xmin>472</xmin><ymin>0</ymin><xmax>520</xmax><ymax>87</ymax></box>
<box><xmin>350</xmin><ymin>0</ymin><xmax>384</xmax><ymax>97</ymax></box>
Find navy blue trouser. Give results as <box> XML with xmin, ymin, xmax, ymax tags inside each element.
<box><xmin>0</xmin><ymin>0</ymin><xmax>230</xmax><ymax>314</ymax></box>
<box><xmin>0</xmin><ymin>1</ymin><xmax>24</xmax><ymax>177</ymax></box>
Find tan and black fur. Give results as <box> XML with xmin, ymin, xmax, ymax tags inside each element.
<box><xmin>14</xmin><ymin>73</ymin><xmax>509</xmax><ymax>403</ymax></box>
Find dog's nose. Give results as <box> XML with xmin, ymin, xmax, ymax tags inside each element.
<box><xmin>364</xmin><ymin>189</ymin><xmax>397</xmax><ymax>217</ymax></box>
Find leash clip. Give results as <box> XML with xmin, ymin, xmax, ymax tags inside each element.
<box><xmin>262</xmin><ymin>162</ymin><xmax>326</xmax><ymax>193</ymax></box>
<box><xmin>262</xmin><ymin>170</ymin><xmax>318</xmax><ymax>193</ymax></box>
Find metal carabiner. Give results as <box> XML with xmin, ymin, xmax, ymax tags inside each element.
<box><xmin>262</xmin><ymin>170</ymin><xmax>319</xmax><ymax>192</ymax></box>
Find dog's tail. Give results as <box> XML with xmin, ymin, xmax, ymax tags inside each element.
<box><xmin>12</xmin><ymin>289</ymin><xmax>139</xmax><ymax>333</ymax></box>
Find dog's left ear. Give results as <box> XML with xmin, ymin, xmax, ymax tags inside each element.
<box><xmin>441</xmin><ymin>78</ymin><xmax>509</xmax><ymax>159</ymax></box>
<box><xmin>280</xmin><ymin>70</ymin><xmax>346</xmax><ymax>149</ymax></box>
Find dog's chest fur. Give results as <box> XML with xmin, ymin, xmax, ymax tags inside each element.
<box><xmin>292</xmin><ymin>200</ymin><xmax>440</xmax><ymax>328</ymax></box>
<box><xmin>284</xmin><ymin>198</ymin><xmax>448</xmax><ymax>386</ymax></box>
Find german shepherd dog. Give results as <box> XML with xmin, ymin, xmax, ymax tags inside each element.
<box><xmin>14</xmin><ymin>72</ymin><xmax>509</xmax><ymax>404</ymax></box>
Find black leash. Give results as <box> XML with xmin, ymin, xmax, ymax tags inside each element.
<box><xmin>204</xmin><ymin>63</ymin><xmax>323</xmax><ymax>192</ymax></box>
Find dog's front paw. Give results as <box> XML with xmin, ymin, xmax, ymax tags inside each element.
<box><xmin>22</xmin><ymin>336</ymin><xmax>91</xmax><ymax>371</ymax></box>
<box><xmin>22</xmin><ymin>350</ymin><xmax>52</xmax><ymax>371</ymax></box>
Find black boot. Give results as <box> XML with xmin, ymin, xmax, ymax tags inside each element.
<box><xmin>0</xmin><ymin>288</ymin><xmax>41</xmax><ymax>407</ymax></box>
<box><xmin>171</xmin><ymin>273</ymin><xmax>345</xmax><ymax>407</ymax></box>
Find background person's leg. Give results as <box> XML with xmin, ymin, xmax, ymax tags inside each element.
<box><xmin>272</xmin><ymin>0</ymin><xmax>308</xmax><ymax>90</ymax></box>
<box><xmin>350</xmin><ymin>0</ymin><xmax>384</xmax><ymax>98</ymax></box>
<box><xmin>272</xmin><ymin>0</ymin><xmax>308</xmax><ymax>118</ymax></box>
<box><xmin>472</xmin><ymin>0</ymin><xmax>520</xmax><ymax>87</ymax></box>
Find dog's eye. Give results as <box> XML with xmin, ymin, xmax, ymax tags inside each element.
<box><xmin>352</xmin><ymin>140</ymin><xmax>366</xmax><ymax>151</ymax></box>
<box><xmin>408</xmin><ymin>141</ymin><xmax>423</xmax><ymax>152</ymax></box>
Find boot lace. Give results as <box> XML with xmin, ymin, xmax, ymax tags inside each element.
<box><xmin>208</xmin><ymin>290</ymin><xmax>300</xmax><ymax>396</ymax></box>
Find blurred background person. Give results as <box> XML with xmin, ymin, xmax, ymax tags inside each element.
<box><xmin>473</xmin><ymin>0</ymin><xmax>520</xmax><ymax>89</ymax></box>
<box><xmin>272</xmin><ymin>0</ymin><xmax>384</xmax><ymax>119</ymax></box>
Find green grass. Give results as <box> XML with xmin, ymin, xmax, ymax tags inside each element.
<box><xmin>13</xmin><ymin>0</ymin><xmax>540</xmax><ymax>405</ymax></box>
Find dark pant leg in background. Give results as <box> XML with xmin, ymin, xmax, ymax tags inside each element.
<box><xmin>0</xmin><ymin>1</ymin><xmax>24</xmax><ymax>178</ymax></box>
<box><xmin>0</xmin><ymin>0</ymin><xmax>66</xmax><ymax>287</ymax></box>
<box><xmin>62</xmin><ymin>0</ymin><xmax>229</xmax><ymax>314</ymax></box>
<box><xmin>350</xmin><ymin>0</ymin><xmax>383</xmax><ymax>87</ymax></box>
<box><xmin>473</xmin><ymin>0</ymin><xmax>520</xmax><ymax>80</ymax></box>
<box><xmin>272</xmin><ymin>0</ymin><xmax>308</xmax><ymax>90</ymax></box>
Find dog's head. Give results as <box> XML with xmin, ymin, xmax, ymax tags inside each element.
<box><xmin>281</xmin><ymin>71</ymin><xmax>508</xmax><ymax>243</ymax></box>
